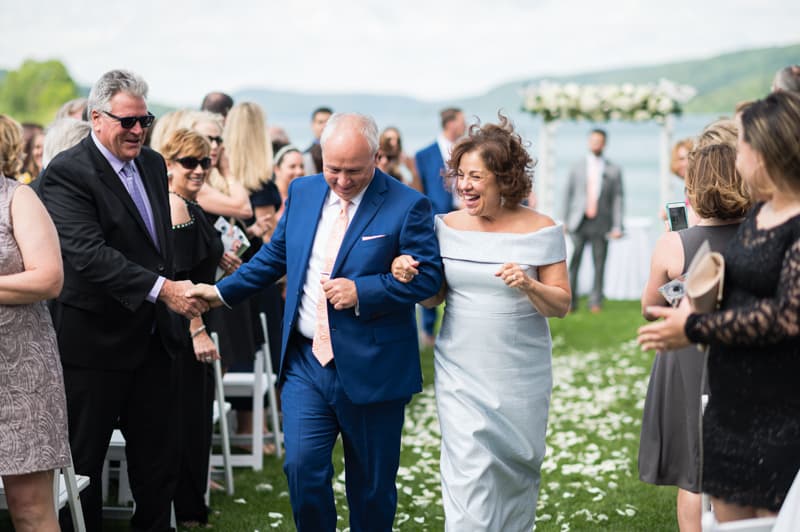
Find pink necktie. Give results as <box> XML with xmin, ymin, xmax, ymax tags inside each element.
<box><xmin>312</xmin><ymin>201</ymin><xmax>350</xmax><ymax>366</ymax></box>
<box><xmin>585</xmin><ymin>159</ymin><xmax>599</xmax><ymax>219</ymax></box>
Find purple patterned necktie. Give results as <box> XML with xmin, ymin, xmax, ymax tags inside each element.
<box><xmin>121</xmin><ymin>162</ymin><xmax>159</xmax><ymax>248</ymax></box>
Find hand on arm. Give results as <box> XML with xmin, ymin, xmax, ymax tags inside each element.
<box><xmin>496</xmin><ymin>261</ymin><xmax>571</xmax><ymax>318</ymax></box>
<box><xmin>391</xmin><ymin>254</ymin><xmax>446</xmax><ymax>308</ymax></box>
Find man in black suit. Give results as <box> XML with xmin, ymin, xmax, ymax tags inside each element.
<box><xmin>39</xmin><ymin>69</ymin><xmax>208</xmax><ymax>532</ymax></box>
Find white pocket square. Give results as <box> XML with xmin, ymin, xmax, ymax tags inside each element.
<box><xmin>361</xmin><ymin>234</ymin><xmax>386</xmax><ymax>241</ymax></box>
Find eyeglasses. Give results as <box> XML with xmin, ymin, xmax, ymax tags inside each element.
<box><xmin>207</xmin><ymin>135</ymin><xmax>223</xmax><ymax>145</ymax></box>
<box><xmin>175</xmin><ymin>156</ymin><xmax>212</xmax><ymax>170</ymax></box>
<box><xmin>103</xmin><ymin>111</ymin><xmax>155</xmax><ymax>129</ymax></box>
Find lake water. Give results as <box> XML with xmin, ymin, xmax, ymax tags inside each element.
<box><xmin>271</xmin><ymin>110</ymin><xmax>724</xmax><ymax>223</ymax></box>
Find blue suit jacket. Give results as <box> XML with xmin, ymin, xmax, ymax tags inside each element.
<box><xmin>414</xmin><ymin>141</ymin><xmax>453</xmax><ymax>215</ymax></box>
<box><xmin>217</xmin><ymin>169</ymin><xmax>443</xmax><ymax>404</ymax></box>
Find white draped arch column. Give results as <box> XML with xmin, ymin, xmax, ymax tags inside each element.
<box><xmin>535</xmin><ymin>119</ymin><xmax>559</xmax><ymax>217</ymax></box>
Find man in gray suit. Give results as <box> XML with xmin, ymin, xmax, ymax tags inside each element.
<box><xmin>563</xmin><ymin>128</ymin><xmax>623</xmax><ymax>313</ymax></box>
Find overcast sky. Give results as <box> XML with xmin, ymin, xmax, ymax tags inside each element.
<box><xmin>2</xmin><ymin>0</ymin><xmax>796</xmax><ymax>107</ymax></box>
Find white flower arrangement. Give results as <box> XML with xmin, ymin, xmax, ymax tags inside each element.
<box><xmin>522</xmin><ymin>79</ymin><xmax>696</xmax><ymax>123</ymax></box>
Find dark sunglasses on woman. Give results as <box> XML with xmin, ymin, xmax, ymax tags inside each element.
<box><xmin>175</xmin><ymin>156</ymin><xmax>212</xmax><ymax>170</ymax></box>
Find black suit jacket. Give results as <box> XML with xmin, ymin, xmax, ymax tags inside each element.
<box><xmin>38</xmin><ymin>135</ymin><xmax>187</xmax><ymax>370</ymax></box>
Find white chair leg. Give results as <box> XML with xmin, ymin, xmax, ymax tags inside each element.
<box><xmin>63</xmin><ymin>465</ymin><xmax>87</xmax><ymax>532</ymax></box>
<box><xmin>211</xmin><ymin>333</ymin><xmax>234</xmax><ymax>496</ymax></box>
<box><xmin>252</xmin><ymin>349</ymin><xmax>265</xmax><ymax>472</ymax></box>
<box><xmin>259</xmin><ymin>312</ymin><xmax>283</xmax><ymax>458</ymax></box>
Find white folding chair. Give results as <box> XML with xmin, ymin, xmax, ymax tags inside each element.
<box><xmin>210</xmin><ymin>332</ymin><xmax>234</xmax><ymax>495</ymax></box>
<box><xmin>0</xmin><ymin>464</ymin><xmax>89</xmax><ymax>532</ymax></box>
<box><xmin>211</xmin><ymin>312</ymin><xmax>282</xmax><ymax>470</ymax></box>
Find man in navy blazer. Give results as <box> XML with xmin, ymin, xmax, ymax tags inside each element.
<box><xmin>413</xmin><ymin>107</ymin><xmax>465</xmax><ymax>345</ymax></box>
<box><xmin>189</xmin><ymin>113</ymin><xmax>442</xmax><ymax>531</ymax></box>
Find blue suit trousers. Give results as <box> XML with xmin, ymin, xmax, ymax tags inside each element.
<box><xmin>281</xmin><ymin>335</ymin><xmax>408</xmax><ymax>532</ymax></box>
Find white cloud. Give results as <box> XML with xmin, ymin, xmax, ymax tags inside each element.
<box><xmin>1</xmin><ymin>0</ymin><xmax>796</xmax><ymax>105</ymax></box>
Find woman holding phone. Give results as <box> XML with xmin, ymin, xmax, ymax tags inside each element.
<box><xmin>638</xmin><ymin>120</ymin><xmax>749</xmax><ymax>532</ymax></box>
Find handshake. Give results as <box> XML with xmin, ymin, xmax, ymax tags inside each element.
<box><xmin>158</xmin><ymin>280</ymin><xmax>223</xmax><ymax>319</ymax></box>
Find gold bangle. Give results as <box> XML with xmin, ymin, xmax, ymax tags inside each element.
<box><xmin>191</xmin><ymin>325</ymin><xmax>206</xmax><ymax>338</ymax></box>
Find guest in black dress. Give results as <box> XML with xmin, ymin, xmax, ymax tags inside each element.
<box><xmin>638</xmin><ymin>91</ymin><xmax>800</xmax><ymax>523</ymax></box>
<box><xmin>162</xmin><ymin>128</ymin><xmax>241</xmax><ymax>527</ymax></box>
<box><xmin>639</xmin><ymin>121</ymin><xmax>749</xmax><ymax>532</ymax></box>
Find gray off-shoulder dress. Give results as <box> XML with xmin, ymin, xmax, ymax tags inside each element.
<box><xmin>0</xmin><ymin>177</ymin><xmax>70</xmax><ymax>475</ymax></box>
<box><xmin>433</xmin><ymin>215</ymin><xmax>567</xmax><ymax>531</ymax></box>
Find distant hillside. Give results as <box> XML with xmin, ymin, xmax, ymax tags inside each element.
<box><xmin>459</xmin><ymin>43</ymin><xmax>800</xmax><ymax>114</ymax></box>
<box><xmin>237</xmin><ymin>43</ymin><xmax>798</xmax><ymax>116</ymax></box>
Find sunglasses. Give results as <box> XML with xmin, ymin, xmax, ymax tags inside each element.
<box><xmin>207</xmin><ymin>135</ymin><xmax>223</xmax><ymax>145</ymax></box>
<box><xmin>175</xmin><ymin>156</ymin><xmax>212</xmax><ymax>170</ymax></box>
<box><xmin>103</xmin><ymin>111</ymin><xmax>156</xmax><ymax>129</ymax></box>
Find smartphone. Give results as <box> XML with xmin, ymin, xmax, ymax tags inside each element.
<box><xmin>665</xmin><ymin>201</ymin><xmax>688</xmax><ymax>231</ymax></box>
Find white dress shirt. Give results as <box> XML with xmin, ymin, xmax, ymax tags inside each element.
<box><xmin>586</xmin><ymin>153</ymin><xmax>605</xmax><ymax>204</ymax></box>
<box><xmin>295</xmin><ymin>185</ymin><xmax>368</xmax><ymax>339</ymax></box>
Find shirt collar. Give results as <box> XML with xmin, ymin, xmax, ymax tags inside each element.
<box><xmin>91</xmin><ymin>131</ymin><xmax>129</xmax><ymax>175</ymax></box>
<box><xmin>326</xmin><ymin>172</ymin><xmax>372</xmax><ymax>209</ymax></box>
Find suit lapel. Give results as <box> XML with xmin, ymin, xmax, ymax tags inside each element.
<box><xmin>331</xmin><ymin>171</ymin><xmax>387</xmax><ymax>276</ymax></box>
<box><xmin>86</xmin><ymin>139</ymin><xmax>159</xmax><ymax>252</ymax></box>
<box><xmin>297</xmin><ymin>178</ymin><xmax>330</xmax><ymax>272</ymax></box>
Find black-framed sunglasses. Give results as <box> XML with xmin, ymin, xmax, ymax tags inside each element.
<box><xmin>207</xmin><ymin>135</ymin><xmax>223</xmax><ymax>145</ymax></box>
<box><xmin>103</xmin><ymin>111</ymin><xmax>156</xmax><ymax>129</ymax></box>
<box><xmin>175</xmin><ymin>156</ymin><xmax>212</xmax><ymax>170</ymax></box>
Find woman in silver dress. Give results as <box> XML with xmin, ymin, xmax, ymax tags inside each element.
<box><xmin>393</xmin><ymin>115</ymin><xmax>571</xmax><ymax>531</ymax></box>
<box><xmin>0</xmin><ymin>115</ymin><xmax>70</xmax><ymax>531</ymax></box>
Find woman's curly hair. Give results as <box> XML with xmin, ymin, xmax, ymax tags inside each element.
<box><xmin>0</xmin><ymin>115</ymin><xmax>24</xmax><ymax>178</ymax></box>
<box><xmin>445</xmin><ymin>114</ymin><xmax>535</xmax><ymax>206</ymax></box>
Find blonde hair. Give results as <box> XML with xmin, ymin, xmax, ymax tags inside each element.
<box><xmin>179</xmin><ymin>110</ymin><xmax>224</xmax><ymax>134</ymax></box>
<box><xmin>670</xmin><ymin>138</ymin><xmax>693</xmax><ymax>176</ymax></box>
<box><xmin>0</xmin><ymin>115</ymin><xmax>24</xmax><ymax>178</ymax></box>
<box><xmin>223</xmin><ymin>102</ymin><xmax>272</xmax><ymax>192</ymax></box>
<box><xmin>149</xmin><ymin>109</ymin><xmax>189</xmax><ymax>154</ymax></box>
<box><xmin>738</xmin><ymin>91</ymin><xmax>800</xmax><ymax>194</ymax></box>
<box><xmin>160</xmin><ymin>128</ymin><xmax>210</xmax><ymax>162</ymax></box>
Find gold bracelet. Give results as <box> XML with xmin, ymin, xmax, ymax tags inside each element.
<box><xmin>191</xmin><ymin>325</ymin><xmax>206</xmax><ymax>338</ymax></box>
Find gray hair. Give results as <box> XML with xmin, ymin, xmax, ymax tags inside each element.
<box><xmin>87</xmin><ymin>69</ymin><xmax>149</xmax><ymax>115</ymax></box>
<box><xmin>42</xmin><ymin>118</ymin><xmax>92</xmax><ymax>168</ymax></box>
<box><xmin>320</xmin><ymin>113</ymin><xmax>379</xmax><ymax>155</ymax></box>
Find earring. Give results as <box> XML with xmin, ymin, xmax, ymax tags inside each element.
<box><xmin>166</xmin><ymin>171</ymin><xmax>172</xmax><ymax>178</ymax></box>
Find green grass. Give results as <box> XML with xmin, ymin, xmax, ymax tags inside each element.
<box><xmin>88</xmin><ymin>299</ymin><xmax>675</xmax><ymax>531</ymax></box>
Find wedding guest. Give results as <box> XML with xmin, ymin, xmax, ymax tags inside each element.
<box><xmin>221</xmin><ymin>101</ymin><xmax>279</xmax><ymax>447</ymax></box>
<box><xmin>393</xmin><ymin>115</ymin><xmax>571</xmax><ymax>530</ymax></box>
<box><xmin>148</xmin><ymin>109</ymin><xmax>188</xmax><ymax>153</ymax></box>
<box><xmin>639</xmin><ymin>131</ymin><xmax>750</xmax><ymax>532</ymax></box>
<box><xmin>272</xmin><ymin>143</ymin><xmax>305</xmax><ymax>223</ymax></box>
<box><xmin>563</xmin><ymin>128</ymin><xmax>624</xmax><ymax>313</ymax></box>
<box><xmin>380</xmin><ymin>126</ymin><xmax>422</xmax><ymax>191</ymax></box>
<box><xmin>0</xmin><ymin>114</ymin><xmax>70</xmax><ymax>532</ymax></box>
<box><xmin>162</xmin><ymin>128</ymin><xmax>239</xmax><ymax>527</ymax></box>
<box><xmin>180</xmin><ymin>110</ymin><xmax>253</xmax><ymax>220</ymax></box>
<box><xmin>638</xmin><ymin>91</ymin><xmax>800</xmax><ymax>522</ymax></box>
<box><xmin>662</xmin><ymin>138</ymin><xmax>694</xmax><ymax>223</ymax></box>
<box><xmin>414</xmin><ymin>107</ymin><xmax>467</xmax><ymax>345</ymax></box>
<box><xmin>772</xmin><ymin>64</ymin><xmax>800</xmax><ymax>93</ymax></box>
<box><xmin>303</xmin><ymin>106</ymin><xmax>332</xmax><ymax>174</ymax></box>
<box><xmin>38</xmin><ymin>69</ymin><xmax>206</xmax><ymax>532</ymax></box>
<box><xmin>55</xmin><ymin>98</ymin><xmax>88</xmax><ymax>121</ymax></box>
<box><xmin>41</xmin><ymin>118</ymin><xmax>92</xmax><ymax>169</ymax></box>
<box><xmin>18</xmin><ymin>128</ymin><xmax>44</xmax><ymax>184</ymax></box>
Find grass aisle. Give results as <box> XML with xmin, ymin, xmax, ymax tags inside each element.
<box><xmin>194</xmin><ymin>300</ymin><xmax>676</xmax><ymax>531</ymax></box>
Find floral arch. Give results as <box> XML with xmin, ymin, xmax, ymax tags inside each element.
<box><xmin>521</xmin><ymin>79</ymin><xmax>696</xmax><ymax>216</ymax></box>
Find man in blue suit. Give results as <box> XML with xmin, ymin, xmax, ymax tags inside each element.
<box><xmin>414</xmin><ymin>107</ymin><xmax>465</xmax><ymax>345</ymax></box>
<box><xmin>189</xmin><ymin>113</ymin><xmax>443</xmax><ymax>531</ymax></box>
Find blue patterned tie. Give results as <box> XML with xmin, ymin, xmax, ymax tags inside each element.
<box><xmin>121</xmin><ymin>162</ymin><xmax>159</xmax><ymax>248</ymax></box>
